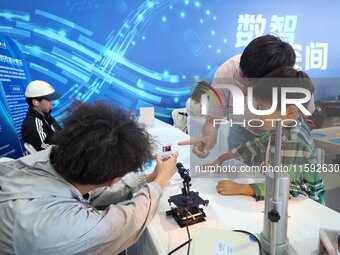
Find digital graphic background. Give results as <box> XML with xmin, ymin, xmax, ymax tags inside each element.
<box><xmin>1</xmin><ymin>0</ymin><xmax>340</xmax><ymax>124</ymax></box>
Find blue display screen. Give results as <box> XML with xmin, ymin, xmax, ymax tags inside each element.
<box><xmin>0</xmin><ymin>34</ymin><xmax>30</xmax><ymax>158</ymax></box>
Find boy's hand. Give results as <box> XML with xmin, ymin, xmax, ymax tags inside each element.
<box><xmin>145</xmin><ymin>154</ymin><xmax>173</xmax><ymax>183</ymax></box>
<box><xmin>177</xmin><ymin>136</ymin><xmax>216</xmax><ymax>158</ymax></box>
<box><xmin>153</xmin><ymin>152</ymin><xmax>179</xmax><ymax>189</ymax></box>
<box><xmin>216</xmin><ymin>180</ymin><xmax>254</xmax><ymax>196</ymax></box>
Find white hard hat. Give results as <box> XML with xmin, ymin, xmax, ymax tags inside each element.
<box><xmin>25</xmin><ymin>80</ymin><xmax>61</xmax><ymax>100</ymax></box>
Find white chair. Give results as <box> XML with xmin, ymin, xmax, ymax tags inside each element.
<box><xmin>24</xmin><ymin>143</ymin><xmax>37</xmax><ymax>154</ymax></box>
<box><xmin>171</xmin><ymin>108</ymin><xmax>188</xmax><ymax>133</ymax></box>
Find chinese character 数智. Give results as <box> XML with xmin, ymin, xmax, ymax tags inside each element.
<box><xmin>270</xmin><ymin>15</ymin><xmax>297</xmax><ymax>44</ymax></box>
<box><xmin>305</xmin><ymin>43</ymin><xmax>328</xmax><ymax>70</ymax></box>
<box><xmin>235</xmin><ymin>14</ymin><xmax>266</xmax><ymax>47</ymax></box>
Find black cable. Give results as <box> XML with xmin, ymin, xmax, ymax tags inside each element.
<box><xmin>167</xmin><ymin>239</ymin><xmax>192</xmax><ymax>255</ymax></box>
<box><xmin>185</xmin><ymin>195</ymin><xmax>190</xmax><ymax>255</ymax></box>
<box><xmin>232</xmin><ymin>229</ymin><xmax>263</xmax><ymax>255</ymax></box>
<box><xmin>167</xmin><ymin>185</ymin><xmax>192</xmax><ymax>255</ymax></box>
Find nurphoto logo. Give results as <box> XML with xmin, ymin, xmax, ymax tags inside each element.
<box><xmin>201</xmin><ymin>84</ymin><xmax>312</xmax><ymax>128</ymax></box>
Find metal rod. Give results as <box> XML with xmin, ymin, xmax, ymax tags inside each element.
<box><xmin>271</xmin><ymin>223</ymin><xmax>278</xmax><ymax>255</ymax></box>
<box><xmin>273</xmin><ymin>119</ymin><xmax>282</xmax><ymax>202</ymax></box>
<box><xmin>270</xmin><ymin>119</ymin><xmax>283</xmax><ymax>255</ymax></box>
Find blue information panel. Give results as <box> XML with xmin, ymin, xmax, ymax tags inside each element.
<box><xmin>0</xmin><ymin>34</ymin><xmax>31</xmax><ymax>158</ymax></box>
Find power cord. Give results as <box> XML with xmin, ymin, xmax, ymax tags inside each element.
<box><xmin>167</xmin><ymin>192</ymin><xmax>192</xmax><ymax>255</ymax></box>
<box><xmin>232</xmin><ymin>229</ymin><xmax>263</xmax><ymax>255</ymax></box>
<box><xmin>185</xmin><ymin>195</ymin><xmax>190</xmax><ymax>255</ymax></box>
<box><xmin>167</xmin><ymin>239</ymin><xmax>191</xmax><ymax>255</ymax></box>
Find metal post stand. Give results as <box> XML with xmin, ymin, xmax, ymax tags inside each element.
<box><xmin>260</xmin><ymin>120</ymin><xmax>290</xmax><ymax>255</ymax></box>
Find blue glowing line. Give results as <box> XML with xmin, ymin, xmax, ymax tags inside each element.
<box><xmin>0</xmin><ymin>26</ymin><xmax>31</xmax><ymax>37</ymax></box>
<box><xmin>147</xmin><ymin>1</ymin><xmax>155</xmax><ymax>8</ymax></box>
<box><xmin>46</xmin><ymin>71</ymin><xmax>68</xmax><ymax>84</ymax></box>
<box><xmin>110</xmin><ymin>77</ymin><xmax>161</xmax><ymax>103</ymax></box>
<box><xmin>154</xmin><ymin>86</ymin><xmax>190</xmax><ymax>95</ymax></box>
<box><xmin>52</xmin><ymin>47</ymin><xmax>92</xmax><ymax>72</ymax></box>
<box><xmin>51</xmin><ymin>47</ymin><xmax>74</xmax><ymax>59</ymax></box>
<box><xmin>78</xmin><ymin>34</ymin><xmax>103</xmax><ymax>53</ymax></box>
<box><xmin>25</xmin><ymin>43</ymin><xmax>177</xmax><ymax>102</ymax></box>
<box><xmin>53</xmin><ymin>53</ymin><xmax>90</xmax><ymax>78</ymax></box>
<box><xmin>29</xmin><ymin>63</ymin><xmax>68</xmax><ymax>84</ymax></box>
<box><xmin>137</xmin><ymin>79</ymin><xmax>188</xmax><ymax>96</ymax></box>
<box><xmin>82</xmin><ymin>81</ymin><xmax>101</xmax><ymax>101</ymax></box>
<box><xmin>33</xmin><ymin>28</ymin><xmax>99</xmax><ymax>60</ymax></box>
<box><xmin>16</xmin><ymin>21</ymin><xmax>38</xmax><ymax>31</ymax></box>
<box><xmin>104</xmin><ymin>49</ymin><xmax>179</xmax><ymax>82</ymax></box>
<box><xmin>29</xmin><ymin>62</ymin><xmax>47</xmax><ymax>72</ymax></box>
<box><xmin>71</xmin><ymin>51</ymin><xmax>94</xmax><ymax>64</ymax></box>
<box><xmin>71</xmin><ymin>55</ymin><xmax>94</xmax><ymax>72</ymax></box>
<box><xmin>61</xmin><ymin>69</ymin><xmax>90</xmax><ymax>87</ymax></box>
<box><xmin>155</xmin><ymin>108</ymin><xmax>172</xmax><ymax>118</ymax></box>
<box><xmin>100</xmin><ymin>89</ymin><xmax>133</xmax><ymax>108</ymax></box>
<box><xmin>114</xmin><ymin>66</ymin><xmax>140</xmax><ymax>84</ymax></box>
<box><xmin>157</xmin><ymin>112</ymin><xmax>170</xmax><ymax>118</ymax></box>
<box><xmin>24</xmin><ymin>45</ymin><xmax>57</xmax><ymax>64</ymax></box>
<box><xmin>120</xmin><ymin>57</ymin><xmax>162</xmax><ymax>80</ymax></box>
<box><xmin>35</xmin><ymin>10</ymin><xmax>92</xmax><ymax>36</ymax></box>
<box><xmin>0</xmin><ymin>11</ymin><xmax>29</xmax><ymax>21</ymax></box>
<box><xmin>56</xmin><ymin>62</ymin><xmax>90</xmax><ymax>82</ymax></box>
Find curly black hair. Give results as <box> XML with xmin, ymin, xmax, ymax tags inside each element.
<box><xmin>50</xmin><ymin>101</ymin><xmax>153</xmax><ymax>185</ymax></box>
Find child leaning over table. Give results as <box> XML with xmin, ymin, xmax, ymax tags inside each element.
<box><xmin>206</xmin><ymin>66</ymin><xmax>326</xmax><ymax>205</ymax></box>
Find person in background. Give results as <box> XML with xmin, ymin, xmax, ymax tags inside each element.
<box><xmin>172</xmin><ymin>81</ymin><xmax>210</xmax><ymax>133</ymax></box>
<box><xmin>203</xmin><ymin>67</ymin><xmax>325</xmax><ymax>205</ymax></box>
<box><xmin>0</xmin><ymin>101</ymin><xmax>179</xmax><ymax>254</ymax></box>
<box><xmin>186</xmin><ymin>80</ymin><xmax>210</xmax><ymax>116</ymax></box>
<box><xmin>179</xmin><ymin>35</ymin><xmax>315</xmax><ymax>161</ymax></box>
<box><xmin>22</xmin><ymin>80</ymin><xmax>62</xmax><ymax>151</ymax></box>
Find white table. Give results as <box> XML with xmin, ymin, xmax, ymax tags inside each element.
<box><xmin>134</xmin><ymin>119</ymin><xmax>340</xmax><ymax>255</ymax></box>
<box><xmin>311</xmin><ymin>127</ymin><xmax>340</xmax><ymax>165</ymax></box>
